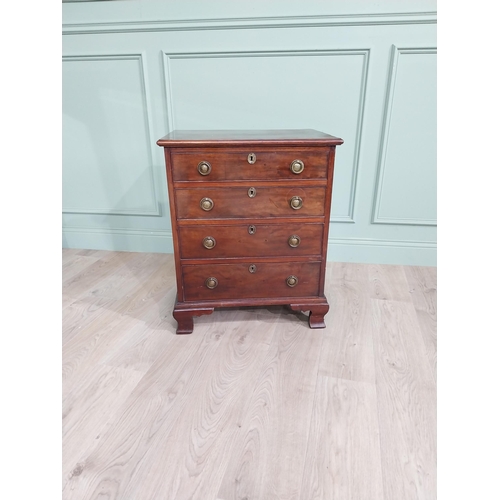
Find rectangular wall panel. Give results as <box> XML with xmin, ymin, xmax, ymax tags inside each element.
<box><xmin>372</xmin><ymin>46</ymin><xmax>437</xmax><ymax>225</ymax></box>
<box><xmin>164</xmin><ymin>50</ymin><xmax>368</xmax><ymax>223</ymax></box>
<box><xmin>62</xmin><ymin>54</ymin><xmax>159</xmax><ymax>216</ymax></box>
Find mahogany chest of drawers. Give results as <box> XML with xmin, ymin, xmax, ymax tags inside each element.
<box><xmin>157</xmin><ymin>130</ymin><xmax>343</xmax><ymax>334</ymax></box>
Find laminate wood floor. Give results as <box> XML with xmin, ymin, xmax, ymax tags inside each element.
<box><xmin>62</xmin><ymin>249</ymin><xmax>437</xmax><ymax>500</ymax></box>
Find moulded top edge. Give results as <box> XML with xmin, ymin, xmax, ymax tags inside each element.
<box><xmin>156</xmin><ymin>129</ymin><xmax>344</xmax><ymax>147</ymax></box>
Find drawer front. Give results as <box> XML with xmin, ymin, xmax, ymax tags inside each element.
<box><xmin>170</xmin><ymin>148</ymin><xmax>329</xmax><ymax>181</ymax></box>
<box><xmin>176</xmin><ymin>186</ymin><xmax>326</xmax><ymax>219</ymax></box>
<box><xmin>182</xmin><ymin>261</ymin><xmax>321</xmax><ymax>301</ymax></box>
<box><xmin>178</xmin><ymin>223</ymin><xmax>323</xmax><ymax>259</ymax></box>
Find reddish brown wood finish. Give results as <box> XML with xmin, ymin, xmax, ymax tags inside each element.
<box><xmin>289</xmin><ymin>302</ymin><xmax>330</xmax><ymax>329</ymax></box>
<box><xmin>172</xmin><ymin>306</ymin><xmax>214</xmax><ymax>335</ymax></box>
<box><xmin>157</xmin><ymin>129</ymin><xmax>344</xmax><ymax>147</ymax></box>
<box><xmin>178</xmin><ymin>223</ymin><xmax>324</xmax><ymax>259</ymax></box>
<box><xmin>175</xmin><ymin>186</ymin><xmax>327</xmax><ymax>219</ymax></box>
<box><xmin>181</xmin><ymin>261</ymin><xmax>321</xmax><ymax>302</ymax></box>
<box><xmin>157</xmin><ymin>129</ymin><xmax>343</xmax><ymax>334</ymax></box>
<box><xmin>319</xmin><ymin>146</ymin><xmax>337</xmax><ymax>296</ymax></box>
<box><xmin>171</xmin><ymin>147</ymin><xmax>329</xmax><ymax>181</ymax></box>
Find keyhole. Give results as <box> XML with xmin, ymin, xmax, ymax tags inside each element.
<box><xmin>248</xmin><ymin>225</ymin><xmax>256</xmax><ymax>235</ymax></box>
<box><xmin>248</xmin><ymin>153</ymin><xmax>256</xmax><ymax>164</ymax></box>
<box><xmin>248</xmin><ymin>187</ymin><xmax>256</xmax><ymax>198</ymax></box>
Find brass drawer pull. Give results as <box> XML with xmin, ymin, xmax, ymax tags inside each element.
<box><xmin>205</xmin><ymin>277</ymin><xmax>218</xmax><ymax>289</ymax></box>
<box><xmin>248</xmin><ymin>225</ymin><xmax>256</xmax><ymax>235</ymax></box>
<box><xmin>290</xmin><ymin>159</ymin><xmax>305</xmax><ymax>174</ymax></box>
<box><xmin>247</xmin><ymin>153</ymin><xmax>257</xmax><ymax>164</ymax></box>
<box><xmin>249</xmin><ymin>264</ymin><xmax>257</xmax><ymax>273</ymax></box>
<box><xmin>200</xmin><ymin>197</ymin><xmax>214</xmax><ymax>211</ymax></box>
<box><xmin>248</xmin><ymin>187</ymin><xmax>257</xmax><ymax>198</ymax></box>
<box><xmin>288</xmin><ymin>235</ymin><xmax>301</xmax><ymax>248</ymax></box>
<box><xmin>289</xmin><ymin>196</ymin><xmax>303</xmax><ymax>210</ymax></box>
<box><xmin>197</xmin><ymin>161</ymin><xmax>211</xmax><ymax>176</ymax></box>
<box><xmin>286</xmin><ymin>275</ymin><xmax>299</xmax><ymax>287</ymax></box>
<box><xmin>202</xmin><ymin>236</ymin><xmax>216</xmax><ymax>249</ymax></box>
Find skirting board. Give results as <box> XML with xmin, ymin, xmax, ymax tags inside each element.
<box><xmin>62</xmin><ymin>227</ymin><xmax>174</xmax><ymax>254</ymax></box>
<box><xmin>62</xmin><ymin>227</ymin><xmax>436</xmax><ymax>266</ymax></box>
<box><xmin>327</xmin><ymin>237</ymin><xmax>436</xmax><ymax>266</ymax></box>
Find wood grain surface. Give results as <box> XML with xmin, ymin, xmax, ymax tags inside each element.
<box><xmin>157</xmin><ymin>129</ymin><xmax>344</xmax><ymax>147</ymax></box>
<box><xmin>175</xmin><ymin>185</ymin><xmax>327</xmax><ymax>220</ymax></box>
<box><xmin>171</xmin><ymin>147</ymin><xmax>330</xmax><ymax>181</ymax></box>
<box><xmin>404</xmin><ymin>266</ymin><xmax>437</xmax><ymax>381</ymax></box>
<box><xmin>372</xmin><ymin>299</ymin><xmax>437</xmax><ymax>499</ymax></box>
<box><xmin>178</xmin><ymin>222</ymin><xmax>324</xmax><ymax>259</ymax></box>
<box><xmin>62</xmin><ymin>250</ymin><xmax>437</xmax><ymax>500</ymax></box>
<box><xmin>181</xmin><ymin>260</ymin><xmax>321</xmax><ymax>301</ymax></box>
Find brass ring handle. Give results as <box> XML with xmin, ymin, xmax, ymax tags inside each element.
<box><xmin>202</xmin><ymin>236</ymin><xmax>216</xmax><ymax>249</ymax></box>
<box><xmin>286</xmin><ymin>275</ymin><xmax>299</xmax><ymax>287</ymax></box>
<box><xmin>200</xmin><ymin>197</ymin><xmax>214</xmax><ymax>211</ymax></box>
<box><xmin>205</xmin><ymin>277</ymin><xmax>218</xmax><ymax>289</ymax></box>
<box><xmin>289</xmin><ymin>196</ymin><xmax>303</xmax><ymax>210</ymax></box>
<box><xmin>288</xmin><ymin>235</ymin><xmax>301</xmax><ymax>248</ymax></box>
<box><xmin>290</xmin><ymin>159</ymin><xmax>305</xmax><ymax>174</ymax></box>
<box><xmin>197</xmin><ymin>161</ymin><xmax>211</xmax><ymax>176</ymax></box>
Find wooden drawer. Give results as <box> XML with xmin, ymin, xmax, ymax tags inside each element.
<box><xmin>175</xmin><ymin>186</ymin><xmax>326</xmax><ymax>219</ymax></box>
<box><xmin>182</xmin><ymin>261</ymin><xmax>321</xmax><ymax>301</ymax></box>
<box><xmin>170</xmin><ymin>148</ymin><xmax>329</xmax><ymax>182</ymax></box>
<box><xmin>178</xmin><ymin>223</ymin><xmax>323</xmax><ymax>259</ymax></box>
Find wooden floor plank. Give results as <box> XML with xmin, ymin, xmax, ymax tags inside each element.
<box><xmin>117</xmin><ymin>254</ymin><xmax>176</xmax><ymax>323</ymax></box>
<box><xmin>119</xmin><ymin>309</ymin><xmax>277</xmax><ymax>500</ymax></box>
<box><xmin>368</xmin><ymin>264</ymin><xmax>413</xmax><ymax>302</ymax></box>
<box><xmin>62</xmin><ymin>271</ymin><xmax>176</xmax><ymax>394</ymax></box>
<box><xmin>62</xmin><ymin>248</ymin><xmax>82</xmax><ymax>265</ymax></box>
<box><xmin>62</xmin><ymin>253</ymin><xmax>174</xmax><ymax>345</ymax></box>
<box><xmin>62</xmin><ymin>251</ymin><xmax>137</xmax><ymax>309</ymax></box>
<box><xmin>404</xmin><ymin>266</ymin><xmax>437</xmax><ymax>381</ymax></box>
<box><xmin>217</xmin><ymin>314</ymin><xmax>323</xmax><ymax>500</ymax></box>
<box><xmin>63</xmin><ymin>313</ymin><xmax>144</xmax><ymax>399</ymax></box>
<box><xmin>300</xmin><ymin>376</ymin><xmax>384</xmax><ymax>500</ymax></box>
<box><xmin>62</xmin><ymin>254</ymin><xmax>102</xmax><ymax>283</ymax></box>
<box><xmin>62</xmin><ymin>311</ymin><xmax>273</xmax><ymax>500</ymax></box>
<box><xmin>319</xmin><ymin>262</ymin><xmax>377</xmax><ymax>383</ymax></box>
<box><xmin>371</xmin><ymin>299</ymin><xmax>437</xmax><ymax>500</ymax></box>
<box><xmin>62</xmin><ymin>363</ymin><xmax>144</xmax><ymax>488</ymax></box>
<box><xmin>61</xmin><ymin>252</ymin><xmax>437</xmax><ymax>500</ymax></box>
<box><xmin>75</xmin><ymin>249</ymin><xmax>108</xmax><ymax>257</ymax></box>
<box><xmin>63</xmin><ymin>328</ymin><xmax>215</xmax><ymax>498</ymax></box>
<box><xmin>98</xmin><ymin>319</ymin><xmax>174</xmax><ymax>374</ymax></box>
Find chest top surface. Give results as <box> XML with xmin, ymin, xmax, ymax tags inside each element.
<box><xmin>156</xmin><ymin>129</ymin><xmax>344</xmax><ymax>148</ymax></box>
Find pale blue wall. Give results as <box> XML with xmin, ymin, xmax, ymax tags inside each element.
<box><xmin>62</xmin><ymin>0</ymin><xmax>436</xmax><ymax>265</ymax></box>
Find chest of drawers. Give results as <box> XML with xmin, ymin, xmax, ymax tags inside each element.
<box><xmin>157</xmin><ymin>130</ymin><xmax>343</xmax><ymax>334</ymax></box>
